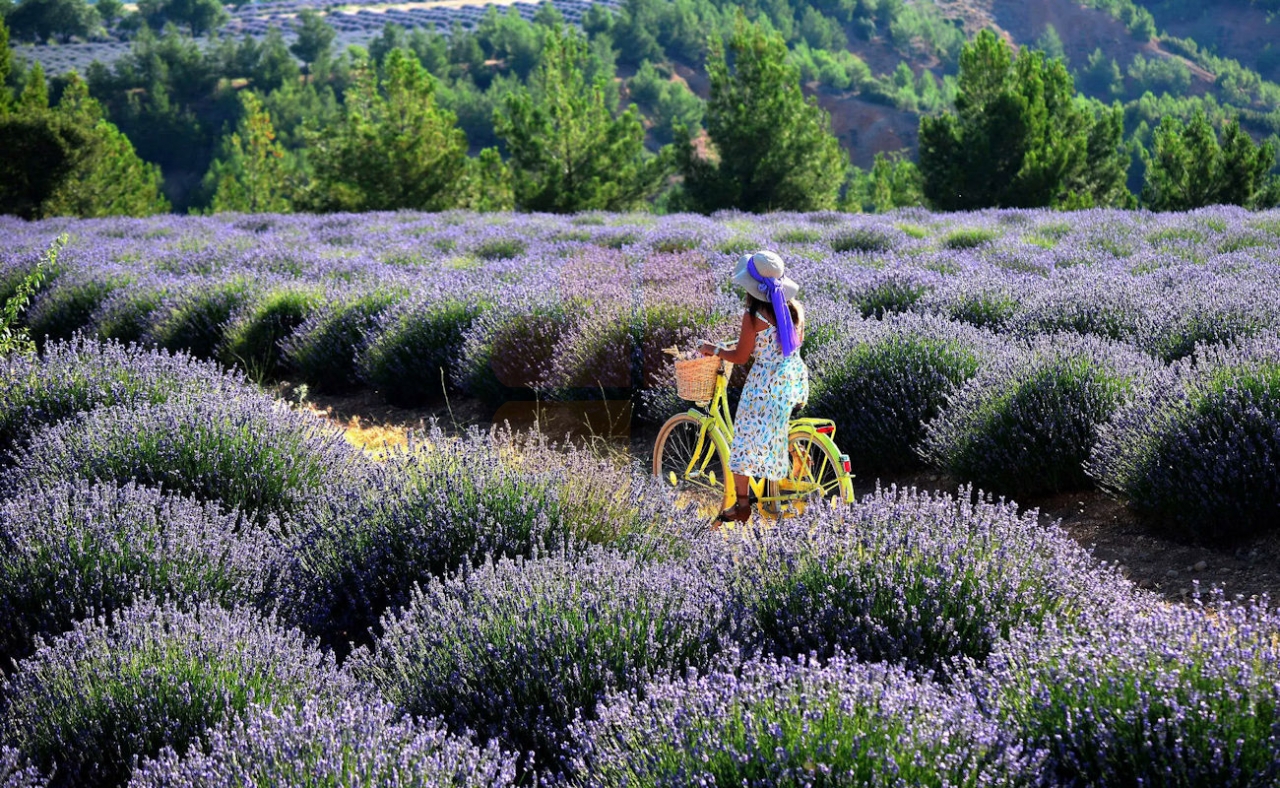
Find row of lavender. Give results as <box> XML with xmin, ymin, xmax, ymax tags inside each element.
<box><xmin>0</xmin><ymin>339</ymin><xmax>1276</xmax><ymax>786</ymax></box>
<box><xmin>3</xmin><ymin>207</ymin><xmax>1280</xmax><ymax>540</ymax></box>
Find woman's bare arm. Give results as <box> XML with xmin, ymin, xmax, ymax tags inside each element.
<box><xmin>700</xmin><ymin>311</ymin><xmax>757</xmax><ymax>365</ymax></box>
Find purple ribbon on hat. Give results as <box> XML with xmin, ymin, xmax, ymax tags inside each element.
<box><xmin>747</xmin><ymin>256</ymin><xmax>799</xmax><ymax>357</ymax></box>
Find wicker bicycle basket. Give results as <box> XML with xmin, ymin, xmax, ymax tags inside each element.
<box><xmin>674</xmin><ymin>355</ymin><xmax>727</xmax><ymax>401</ymax></box>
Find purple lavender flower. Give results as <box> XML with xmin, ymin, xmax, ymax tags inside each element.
<box><xmin>347</xmin><ymin>547</ymin><xmax>740</xmax><ymax>776</ymax></box>
<box><xmin>976</xmin><ymin>589</ymin><xmax>1280</xmax><ymax>787</ymax></box>
<box><xmin>7</xmin><ymin>391</ymin><xmax>361</xmax><ymax>525</ymax></box>
<box><xmin>0</xmin><ymin>338</ymin><xmax>252</xmax><ymax>458</ymax></box>
<box><xmin>1087</xmin><ymin>333</ymin><xmax>1280</xmax><ymax>541</ymax></box>
<box><xmin>0</xmin><ymin>480</ymin><xmax>282</xmax><ymax>666</ymax></box>
<box><xmin>710</xmin><ymin>486</ymin><xmax>1133</xmax><ymax>674</ymax></box>
<box><xmin>0</xmin><ymin>599</ymin><xmax>359</xmax><ymax>788</ymax></box>
<box><xmin>128</xmin><ymin>696</ymin><xmax>517</xmax><ymax>788</ymax></box>
<box><xmin>572</xmin><ymin>653</ymin><xmax>1037</xmax><ymax>787</ymax></box>
<box><xmin>920</xmin><ymin>332</ymin><xmax>1161</xmax><ymax>497</ymax></box>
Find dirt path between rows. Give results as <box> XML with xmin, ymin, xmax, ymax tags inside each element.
<box><xmin>292</xmin><ymin>384</ymin><xmax>1280</xmax><ymax>608</ymax></box>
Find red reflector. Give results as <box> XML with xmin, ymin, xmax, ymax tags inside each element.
<box><xmin>816</xmin><ymin>425</ymin><xmax>835</xmax><ymax>435</ymax></box>
<box><xmin>842</xmin><ymin>460</ymin><xmax>851</xmax><ymax>473</ymax></box>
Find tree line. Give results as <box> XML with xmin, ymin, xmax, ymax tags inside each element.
<box><xmin>1</xmin><ymin>4</ymin><xmax>1278</xmax><ymax>218</ymax></box>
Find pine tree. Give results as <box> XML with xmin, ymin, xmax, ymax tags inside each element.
<box><xmin>0</xmin><ymin>72</ymin><xmax>168</xmax><ymax>218</ymax></box>
<box><xmin>918</xmin><ymin>30</ymin><xmax>1131</xmax><ymax>210</ymax></box>
<box><xmin>1141</xmin><ymin>110</ymin><xmax>1277</xmax><ymax>210</ymax></box>
<box><xmin>289</xmin><ymin>9</ymin><xmax>334</xmax><ymax>76</ymax></box>
<box><xmin>674</xmin><ymin>15</ymin><xmax>846</xmax><ymax>213</ymax></box>
<box><xmin>494</xmin><ymin>23</ymin><xmax>671</xmax><ymax>212</ymax></box>
<box><xmin>300</xmin><ymin>48</ymin><xmax>471</xmax><ymax>212</ymax></box>
<box><xmin>0</xmin><ymin>18</ymin><xmax>12</xmax><ymax>114</ymax></box>
<box><xmin>205</xmin><ymin>90</ymin><xmax>293</xmax><ymax>213</ymax></box>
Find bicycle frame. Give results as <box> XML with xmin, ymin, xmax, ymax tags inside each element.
<box><xmin>681</xmin><ymin>360</ymin><xmax>854</xmax><ymax>514</ymax></box>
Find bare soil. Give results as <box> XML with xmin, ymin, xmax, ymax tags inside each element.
<box><xmin>292</xmin><ymin>383</ymin><xmax>1280</xmax><ymax>608</ymax></box>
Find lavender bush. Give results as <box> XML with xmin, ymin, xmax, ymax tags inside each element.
<box><xmin>348</xmin><ymin>548</ymin><xmax>739</xmax><ymax>776</ymax></box>
<box><xmin>0</xmin><ymin>480</ymin><xmax>280</xmax><ymax>666</ymax></box>
<box><xmin>0</xmin><ymin>749</ymin><xmax>45</xmax><ymax>788</ymax></box>
<box><xmin>143</xmin><ymin>276</ymin><xmax>265</xmax><ymax>361</ymax></box>
<box><xmin>572</xmin><ymin>654</ymin><xmax>1035</xmax><ymax>787</ymax></box>
<box><xmin>977</xmin><ymin>591</ymin><xmax>1280</xmax><ymax>787</ymax></box>
<box><xmin>280</xmin><ymin>425</ymin><xmax>698</xmax><ymax>653</ymax></box>
<box><xmin>1087</xmin><ymin>335</ymin><xmax>1280</xmax><ymax>541</ymax></box>
<box><xmin>714</xmin><ymin>487</ymin><xmax>1132</xmax><ymax>674</ymax></box>
<box><xmin>920</xmin><ymin>333</ymin><xmax>1160</xmax><ymax>498</ymax></box>
<box><xmin>357</xmin><ymin>294</ymin><xmax>484</xmax><ymax>406</ymax></box>
<box><xmin>128</xmin><ymin>697</ymin><xmax>518</xmax><ymax>788</ymax></box>
<box><xmin>219</xmin><ymin>284</ymin><xmax>324</xmax><ymax>382</ymax></box>
<box><xmin>805</xmin><ymin>313</ymin><xmax>997</xmax><ymax>470</ymax></box>
<box><xmin>280</xmin><ymin>288</ymin><xmax>406</xmax><ymax>393</ymax></box>
<box><xmin>0</xmin><ymin>600</ymin><xmax>358</xmax><ymax>788</ymax></box>
<box><xmin>0</xmin><ymin>339</ymin><xmax>251</xmax><ymax>457</ymax></box>
<box><xmin>26</xmin><ymin>268</ymin><xmax>134</xmax><ymax>345</ymax></box>
<box><xmin>7</xmin><ymin>392</ymin><xmax>359</xmax><ymax>525</ymax></box>
<box><xmin>90</xmin><ymin>276</ymin><xmax>189</xmax><ymax>344</ymax></box>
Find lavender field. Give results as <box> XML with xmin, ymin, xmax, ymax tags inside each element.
<box><xmin>1</xmin><ymin>207</ymin><xmax>1279</xmax><ymax>785</ymax></box>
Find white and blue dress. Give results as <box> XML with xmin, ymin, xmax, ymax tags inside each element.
<box><xmin>728</xmin><ymin>322</ymin><xmax>809</xmax><ymax>481</ymax></box>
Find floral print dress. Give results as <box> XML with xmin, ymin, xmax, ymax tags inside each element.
<box><xmin>728</xmin><ymin>323</ymin><xmax>809</xmax><ymax>481</ymax></box>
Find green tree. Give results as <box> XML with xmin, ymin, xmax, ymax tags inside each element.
<box><xmin>918</xmin><ymin>29</ymin><xmax>1131</xmax><ymax>210</ymax></box>
<box><xmin>204</xmin><ymin>90</ymin><xmax>293</xmax><ymax>213</ymax></box>
<box><xmin>495</xmin><ymin>24</ymin><xmax>672</xmax><ymax>212</ymax></box>
<box><xmin>1141</xmin><ymin>110</ymin><xmax>1278</xmax><ymax>210</ymax></box>
<box><xmin>137</xmin><ymin>0</ymin><xmax>226</xmax><ymax>36</ymax></box>
<box><xmin>5</xmin><ymin>0</ymin><xmax>96</xmax><ymax>42</ymax></box>
<box><xmin>842</xmin><ymin>150</ymin><xmax>924</xmax><ymax>213</ymax></box>
<box><xmin>0</xmin><ymin>17</ymin><xmax>11</xmax><ymax>113</ymax></box>
<box><xmin>95</xmin><ymin>0</ymin><xmax>122</xmax><ymax>28</ymax></box>
<box><xmin>0</xmin><ymin>72</ymin><xmax>168</xmax><ymax>218</ymax></box>
<box><xmin>675</xmin><ymin>16</ymin><xmax>845</xmax><ymax>213</ymax></box>
<box><xmin>300</xmin><ymin>48</ymin><xmax>471</xmax><ymax>212</ymax></box>
<box><xmin>253</xmin><ymin>25</ymin><xmax>300</xmax><ymax>93</ymax></box>
<box><xmin>1079</xmin><ymin>47</ymin><xmax>1123</xmax><ymax>98</ymax></box>
<box><xmin>289</xmin><ymin>9</ymin><xmax>334</xmax><ymax>76</ymax></box>
<box><xmin>626</xmin><ymin>59</ymin><xmax>703</xmax><ymax>146</ymax></box>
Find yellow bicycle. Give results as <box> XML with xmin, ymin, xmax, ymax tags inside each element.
<box><xmin>653</xmin><ymin>352</ymin><xmax>854</xmax><ymax>520</ymax></box>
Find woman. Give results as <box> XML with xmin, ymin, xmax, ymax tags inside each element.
<box><xmin>700</xmin><ymin>250</ymin><xmax>809</xmax><ymax>522</ymax></box>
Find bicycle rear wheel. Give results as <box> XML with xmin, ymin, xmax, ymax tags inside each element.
<box><xmin>653</xmin><ymin>414</ymin><xmax>733</xmax><ymax>518</ymax></box>
<box><xmin>784</xmin><ymin>430</ymin><xmax>854</xmax><ymax>512</ymax></box>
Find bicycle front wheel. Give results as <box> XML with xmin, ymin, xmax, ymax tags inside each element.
<box><xmin>653</xmin><ymin>414</ymin><xmax>733</xmax><ymax>517</ymax></box>
<box><xmin>785</xmin><ymin>430</ymin><xmax>854</xmax><ymax>510</ymax></box>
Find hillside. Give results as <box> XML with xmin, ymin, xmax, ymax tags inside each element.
<box><xmin>7</xmin><ymin>0</ymin><xmax>1279</xmax><ymax>210</ymax></box>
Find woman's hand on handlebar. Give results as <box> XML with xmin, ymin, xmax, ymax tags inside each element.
<box><xmin>698</xmin><ymin>341</ymin><xmax>718</xmax><ymax>357</ymax></box>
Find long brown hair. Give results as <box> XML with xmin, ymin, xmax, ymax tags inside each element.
<box><xmin>745</xmin><ymin>295</ymin><xmax>802</xmax><ymax>328</ymax></box>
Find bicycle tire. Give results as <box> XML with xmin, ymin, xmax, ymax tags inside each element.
<box><xmin>785</xmin><ymin>429</ymin><xmax>854</xmax><ymax>510</ymax></box>
<box><xmin>653</xmin><ymin>414</ymin><xmax>733</xmax><ymax>517</ymax></box>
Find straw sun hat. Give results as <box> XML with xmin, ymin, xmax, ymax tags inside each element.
<box><xmin>732</xmin><ymin>250</ymin><xmax>800</xmax><ymax>302</ymax></box>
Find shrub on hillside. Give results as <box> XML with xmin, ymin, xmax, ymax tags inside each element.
<box><xmin>920</xmin><ymin>333</ymin><xmax>1159</xmax><ymax>498</ymax></box>
<box><xmin>572</xmin><ymin>654</ymin><xmax>1034</xmax><ymax>787</ymax></box>
<box><xmin>1087</xmin><ymin>335</ymin><xmax>1280</xmax><ymax>541</ymax></box>
<box><xmin>0</xmin><ymin>480</ymin><xmax>279</xmax><ymax>666</ymax></box>
<box><xmin>0</xmin><ymin>600</ymin><xmax>356</xmax><ymax>788</ymax></box>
